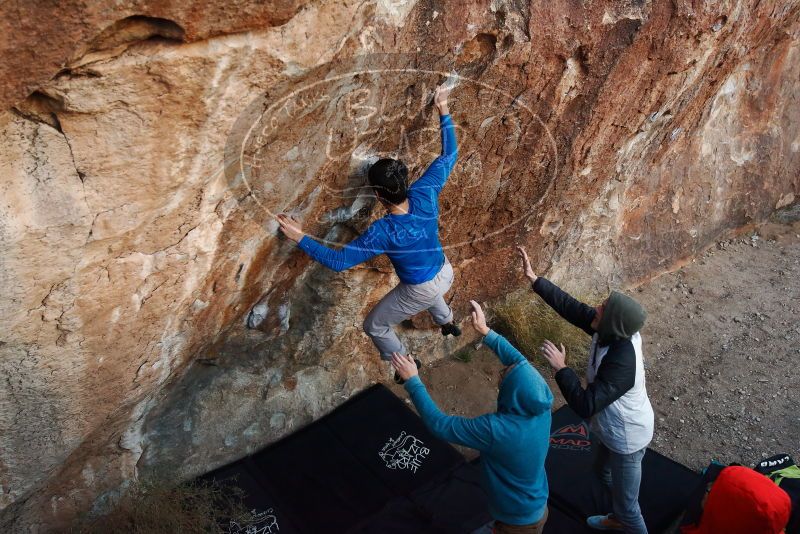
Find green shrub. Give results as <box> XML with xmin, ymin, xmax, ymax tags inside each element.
<box><xmin>72</xmin><ymin>477</ymin><xmax>250</xmax><ymax>534</ymax></box>
<box><xmin>452</xmin><ymin>347</ymin><xmax>473</xmax><ymax>363</ymax></box>
<box><xmin>491</xmin><ymin>289</ymin><xmax>595</xmax><ymax>374</ymax></box>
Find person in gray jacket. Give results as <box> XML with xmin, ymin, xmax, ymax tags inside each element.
<box><xmin>517</xmin><ymin>247</ymin><xmax>654</xmax><ymax>534</ymax></box>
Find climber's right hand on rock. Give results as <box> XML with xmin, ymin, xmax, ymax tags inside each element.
<box><xmin>516</xmin><ymin>246</ymin><xmax>537</xmax><ymax>283</ymax></box>
<box><xmin>277</xmin><ymin>213</ymin><xmax>305</xmax><ymax>243</ymax></box>
<box><xmin>469</xmin><ymin>300</ymin><xmax>490</xmax><ymax>336</ymax></box>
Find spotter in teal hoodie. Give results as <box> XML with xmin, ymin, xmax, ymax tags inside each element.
<box><xmin>404</xmin><ymin>329</ymin><xmax>553</xmax><ymax>525</ymax></box>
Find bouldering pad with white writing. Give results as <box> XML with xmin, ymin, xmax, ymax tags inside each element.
<box><xmin>546</xmin><ymin>405</ymin><xmax>702</xmax><ymax>533</ymax></box>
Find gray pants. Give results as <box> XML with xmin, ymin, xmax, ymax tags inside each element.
<box><xmin>364</xmin><ymin>261</ymin><xmax>454</xmax><ymax>360</ymax></box>
<box><xmin>592</xmin><ymin>440</ymin><xmax>648</xmax><ymax>534</ymax></box>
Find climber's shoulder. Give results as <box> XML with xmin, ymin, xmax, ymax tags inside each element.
<box><xmin>364</xmin><ymin>217</ymin><xmax>388</xmax><ymax>235</ymax></box>
<box><xmin>407</xmin><ymin>181</ymin><xmax>437</xmax><ymax>209</ymax></box>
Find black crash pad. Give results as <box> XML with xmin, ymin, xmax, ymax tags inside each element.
<box><xmin>542</xmin><ymin>505</ymin><xmax>595</xmax><ymax>534</ymax></box>
<box><xmin>358</xmin><ymin>459</ymin><xmax>597</xmax><ymax>534</ymax></box>
<box><xmin>350</xmin><ymin>496</ymin><xmax>430</xmax><ymax>534</ymax></box>
<box><xmin>546</xmin><ymin>405</ymin><xmax>702</xmax><ymax>533</ymax></box>
<box><xmin>251</xmin><ymin>422</ymin><xmax>394</xmax><ymax>532</ymax></box>
<box><xmin>408</xmin><ymin>460</ymin><xmax>494</xmax><ymax>533</ymax></box>
<box><xmin>199</xmin><ymin>384</ymin><xmax>465</xmax><ymax>533</ymax></box>
<box><xmin>201</xmin><ymin>462</ymin><xmax>301</xmax><ymax>534</ymax></box>
<box><xmin>325</xmin><ymin>383</ymin><xmax>465</xmax><ymax>495</ymax></box>
<box><xmin>200</xmin><ymin>388</ymin><xmax>702</xmax><ymax>533</ymax></box>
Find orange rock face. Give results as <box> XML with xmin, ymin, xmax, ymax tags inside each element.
<box><xmin>1</xmin><ymin>0</ymin><xmax>798</xmax><ymax>530</ymax></box>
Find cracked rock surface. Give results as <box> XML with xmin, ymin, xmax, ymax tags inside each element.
<box><xmin>0</xmin><ymin>0</ymin><xmax>798</xmax><ymax>530</ymax></box>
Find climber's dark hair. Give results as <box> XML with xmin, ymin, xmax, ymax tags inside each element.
<box><xmin>368</xmin><ymin>158</ymin><xmax>408</xmax><ymax>205</ymax></box>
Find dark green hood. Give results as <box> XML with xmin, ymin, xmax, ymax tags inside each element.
<box><xmin>597</xmin><ymin>290</ymin><xmax>647</xmax><ymax>345</ymax></box>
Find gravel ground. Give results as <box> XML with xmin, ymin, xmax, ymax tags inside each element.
<box><xmin>389</xmin><ymin>219</ymin><xmax>800</xmax><ymax>471</ymax></box>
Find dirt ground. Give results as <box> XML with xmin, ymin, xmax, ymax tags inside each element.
<box><xmin>389</xmin><ymin>218</ymin><xmax>800</xmax><ymax>470</ymax></box>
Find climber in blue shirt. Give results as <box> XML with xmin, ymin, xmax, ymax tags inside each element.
<box><xmin>278</xmin><ymin>83</ymin><xmax>461</xmax><ymax>382</ymax></box>
<box><xmin>393</xmin><ymin>300</ymin><xmax>553</xmax><ymax>532</ymax></box>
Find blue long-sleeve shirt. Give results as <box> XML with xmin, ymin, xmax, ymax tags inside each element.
<box><xmin>297</xmin><ymin>114</ymin><xmax>457</xmax><ymax>285</ymax></box>
<box><xmin>404</xmin><ymin>330</ymin><xmax>553</xmax><ymax>525</ymax></box>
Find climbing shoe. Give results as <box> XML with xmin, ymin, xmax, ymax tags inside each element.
<box><xmin>441</xmin><ymin>322</ymin><xmax>461</xmax><ymax>337</ymax></box>
<box><xmin>394</xmin><ymin>358</ymin><xmax>422</xmax><ymax>385</ymax></box>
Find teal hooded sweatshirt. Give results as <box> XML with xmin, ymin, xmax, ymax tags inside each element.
<box><xmin>404</xmin><ymin>330</ymin><xmax>553</xmax><ymax>525</ymax></box>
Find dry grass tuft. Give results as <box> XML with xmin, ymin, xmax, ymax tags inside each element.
<box><xmin>71</xmin><ymin>477</ymin><xmax>249</xmax><ymax>534</ymax></box>
<box><xmin>491</xmin><ymin>289</ymin><xmax>596</xmax><ymax>374</ymax></box>
<box><xmin>452</xmin><ymin>347</ymin><xmax>473</xmax><ymax>363</ymax></box>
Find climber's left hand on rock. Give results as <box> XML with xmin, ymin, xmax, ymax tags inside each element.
<box><xmin>277</xmin><ymin>213</ymin><xmax>305</xmax><ymax>243</ymax></box>
<box><xmin>434</xmin><ymin>84</ymin><xmax>451</xmax><ymax>115</ymax></box>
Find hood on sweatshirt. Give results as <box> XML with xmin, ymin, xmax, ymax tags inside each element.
<box><xmin>597</xmin><ymin>290</ymin><xmax>647</xmax><ymax>345</ymax></box>
<box><xmin>681</xmin><ymin>465</ymin><xmax>791</xmax><ymax>534</ymax></box>
<box><xmin>497</xmin><ymin>362</ymin><xmax>553</xmax><ymax>417</ymax></box>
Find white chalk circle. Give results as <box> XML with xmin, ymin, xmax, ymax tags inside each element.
<box><xmin>224</xmin><ymin>53</ymin><xmax>558</xmax><ymax>252</ymax></box>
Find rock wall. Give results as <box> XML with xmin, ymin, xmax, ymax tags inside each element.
<box><xmin>1</xmin><ymin>0</ymin><xmax>798</xmax><ymax>530</ymax></box>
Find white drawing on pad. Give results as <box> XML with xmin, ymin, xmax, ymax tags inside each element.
<box><xmin>379</xmin><ymin>431</ymin><xmax>430</xmax><ymax>473</ymax></box>
<box><xmin>228</xmin><ymin>508</ymin><xmax>279</xmax><ymax>534</ymax></box>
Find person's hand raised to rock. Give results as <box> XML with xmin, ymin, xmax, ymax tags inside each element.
<box><xmin>391</xmin><ymin>353</ymin><xmax>419</xmax><ymax>382</ymax></box>
<box><xmin>517</xmin><ymin>246</ymin><xmax>537</xmax><ymax>283</ymax></box>
<box><xmin>470</xmin><ymin>300</ymin><xmax>490</xmax><ymax>336</ymax></box>
<box><xmin>541</xmin><ymin>340</ymin><xmax>567</xmax><ymax>372</ymax></box>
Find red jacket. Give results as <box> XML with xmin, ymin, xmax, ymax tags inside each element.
<box><xmin>682</xmin><ymin>466</ymin><xmax>791</xmax><ymax>534</ymax></box>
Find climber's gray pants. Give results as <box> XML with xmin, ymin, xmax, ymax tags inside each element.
<box><xmin>363</xmin><ymin>261</ymin><xmax>454</xmax><ymax>360</ymax></box>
